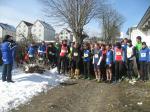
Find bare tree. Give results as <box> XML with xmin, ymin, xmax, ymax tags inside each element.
<box><xmin>41</xmin><ymin>0</ymin><xmax>106</xmax><ymax>44</ymax></box>
<box><xmin>98</xmin><ymin>6</ymin><xmax>125</xmax><ymax>43</ymax></box>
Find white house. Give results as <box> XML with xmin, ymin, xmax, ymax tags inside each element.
<box><xmin>127</xmin><ymin>7</ymin><xmax>150</xmax><ymax>47</ymax></box>
<box><xmin>0</xmin><ymin>23</ymin><xmax>16</xmax><ymax>41</ymax></box>
<box><xmin>58</xmin><ymin>28</ymin><xmax>76</xmax><ymax>43</ymax></box>
<box><xmin>16</xmin><ymin>21</ymin><xmax>33</xmax><ymax>41</ymax></box>
<box><xmin>31</xmin><ymin>20</ymin><xmax>55</xmax><ymax>42</ymax></box>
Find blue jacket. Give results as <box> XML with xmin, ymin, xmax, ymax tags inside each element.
<box><xmin>28</xmin><ymin>46</ymin><xmax>36</xmax><ymax>56</ymax></box>
<box><xmin>139</xmin><ymin>47</ymin><xmax>149</xmax><ymax>62</ymax></box>
<box><xmin>1</xmin><ymin>41</ymin><xmax>16</xmax><ymax>64</ymax></box>
<box><xmin>83</xmin><ymin>49</ymin><xmax>91</xmax><ymax>62</ymax></box>
<box><xmin>38</xmin><ymin>45</ymin><xmax>46</xmax><ymax>55</ymax></box>
<box><xmin>93</xmin><ymin>49</ymin><xmax>101</xmax><ymax>64</ymax></box>
<box><xmin>148</xmin><ymin>48</ymin><xmax>150</xmax><ymax>62</ymax></box>
<box><xmin>122</xmin><ymin>44</ymin><xmax>127</xmax><ymax>62</ymax></box>
<box><xmin>106</xmin><ymin>50</ymin><xmax>113</xmax><ymax>65</ymax></box>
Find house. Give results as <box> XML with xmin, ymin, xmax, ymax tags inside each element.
<box><xmin>127</xmin><ymin>7</ymin><xmax>150</xmax><ymax>46</ymax></box>
<box><xmin>58</xmin><ymin>28</ymin><xmax>76</xmax><ymax>43</ymax></box>
<box><xmin>16</xmin><ymin>21</ymin><xmax>33</xmax><ymax>41</ymax></box>
<box><xmin>31</xmin><ymin>20</ymin><xmax>55</xmax><ymax>42</ymax></box>
<box><xmin>0</xmin><ymin>23</ymin><xmax>16</xmax><ymax>41</ymax></box>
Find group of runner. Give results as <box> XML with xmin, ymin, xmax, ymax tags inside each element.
<box><xmin>16</xmin><ymin>36</ymin><xmax>150</xmax><ymax>83</ymax></box>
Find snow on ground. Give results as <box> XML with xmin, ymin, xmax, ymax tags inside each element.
<box><xmin>0</xmin><ymin>67</ymin><xmax>69</xmax><ymax>112</ymax></box>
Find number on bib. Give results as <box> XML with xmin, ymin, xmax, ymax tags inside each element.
<box><xmin>29</xmin><ymin>55</ymin><xmax>33</xmax><ymax>57</ymax></box>
<box><xmin>116</xmin><ymin>52</ymin><xmax>121</xmax><ymax>55</ymax></box>
<box><xmin>84</xmin><ymin>54</ymin><xmax>88</xmax><ymax>57</ymax></box>
<box><xmin>141</xmin><ymin>53</ymin><xmax>146</xmax><ymax>57</ymax></box>
<box><xmin>74</xmin><ymin>52</ymin><xmax>78</xmax><ymax>56</ymax></box>
<box><xmin>94</xmin><ymin>54</ymin><xmax>99</xmax><ymax>58</ymax></box>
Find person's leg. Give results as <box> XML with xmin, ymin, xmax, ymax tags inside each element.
<box><xmin>106</xmin><ymin>68</ymin><xmax>109</xmax><ymax>81</ymax></box>
<box><xmin>6</xmin><ymin>64</ymin><xmax>13</xmax><ymax>82</ymax></box>
<box><xmin>57</xmin><ymin>57</ymin><xmax>61</xmax><ymax>74</ymax></box>
<box><xmin>128</xmin><ymin>60</ymin><xmax>132</xmax><ymax>79</ymax></box>
<box><xmin>143</xmin><ymin>62</ymin><xmax>148</xmax><ymax>81</ymax></box>
<box><xmin>119</xmin><ymin>61</ymin><xmax>123</xmax><ymax>80</ymax></box>
<box><xmin>115</xmin><ymin>62</ymin><xmax>119</xmax><ymax>82</ymax></box>
<box><xmin>140</xmin><ymin>62</ymin><xmax>144</xmax><ymax>81</ymax></box>
<box><xmin>87</xmin><ymin>61</ymin><xmax>91</xmax><ymax>79</ymax></box>
<box><xmin>94</xmin><ymin>64</ymin><xmax>97</xmax><ymax>80</ymax></box>
<box><xmin>148</xmin><ymin>62</ymin><xmax>150</xmax><ymax>80</ymax></box>
<box><xmin>2</xmin><ymin>64</ymin><xmax>7</xmax><ymax>81</ymax></box>
<box><xmin>83</xmin><ymin>62</ymin><xmax>87</xmax><ymax>79</ymax></box>
<box><xmin>109</xmin><ymin>68</ymin><xmax>112</xmax><ymax>82</ymax></box>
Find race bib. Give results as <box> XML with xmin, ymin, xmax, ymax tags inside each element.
<box><xmin>106</xmin><ymin>58</ymin><xmax>109</xmax><ymax>62</ymax></box>
<box><xmin>141</xmin><ymin>53</ymin><xmax>146</xmax><ymax>57</ymax></box>
<box><xmin>127</xmin><ymin>52</ymin><xmax>132</xmax><ymax>57</ymax></box>
<box><xmin>29</xmin><ymin>55</ymin><xmax>33</xmax><ymax>57</ymax></box>
<box><xmin>61</xmin><ymin>50</ymin><xmax>66</xmax><ymax>53</ymax></box>
<box><xmin>116</xmin><ymin>52</ymin><xmax>121</xmax><ymax>55</ymax></box>
<box><xmin>74</xmin><ymin>52</ymin><xmax>78</xmax><ymax>56</ymax></box>
<box><xmin>94</xmin><ymin>54</ymin><xmax>99</xmax><ymax>58</ymax></box>
<box><xmin>49</xmin><ymin>51</ymin><xmax>52</xmax><ymax>54</ymax></box>
<box><xmin>84</xmin><ymin>53</ymin><xmax>88</xmax><ymax>58</ymax></box>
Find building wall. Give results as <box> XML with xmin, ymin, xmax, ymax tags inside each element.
<box><xmin>59</xmin><ymin>30</ymin><xmax>73</xmax><ymax>42</ymax></box>
<box><xmin>31</xmin><ymin>21</ymin><xmax>44</xmax><ymax>41</ymax></box>
<box><xmin>130</xmin><ymin>28</ymin><xmax>150</xmax><ymax>47</ymax></box>
<box><xmin>0</xmin><ymin>26</ymin><xmax>16</xmax><ymax>40</ymax></box>
<box><xmin>31</xmin><ymin>21</ymin><xmax>55</xmax><ymax>42</ymax></box>
<box><xmin>0</xmin><ymin>27</ymin><xmax>3</xmax><ymax>38</ymax></box>
<box><xmin>16</xmin><ymin>22</ymin><xmax>30</xmax><ymax>41</ymax></box>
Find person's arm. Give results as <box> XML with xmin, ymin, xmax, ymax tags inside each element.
<box><xmin>97</xmin><ymin>51</ymin><xmax>102</xmax><ymax>65</ymax></box>
<box><xmin>129</xmin><ymin>47</ymin><xmax>136</xmax><ymax>59</ymax></box>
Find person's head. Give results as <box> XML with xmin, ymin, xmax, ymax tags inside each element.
<box><xmin>101</xmin><ymin>44</ymin><xmax>105</xmax><ymax>50</ymax></box>
<box><xmin>74</xmin><ymin>42</ymin><xmax>79</xmax><ymax>48</ymax></box>
<box><xmin>116</xmin><ymin>42</ymin><xmax>121</xmax><ymax>49</ymax></box>
<box><xmin>49</xmin><ymin>43</ymin><xmax>53</xmax><ymax>47</ymax></box>
<box><xmin>94</xmin><ymin>43</ymin><xmax>99</xmax><ymax>49</ymax></box>
<box><xmin>142</xmin><ymin>42</ymin><xmax>147</xmax><ymax>48</ymax></box>
<box><xmin>127</xmin><ymin>39</ymin><xmax>132</xmax><ymax>46</ymax></box>
<box><xmin>31</xmin><ymin>42</ymin><xmax>34</xmax><ymax>47</ymax></box>
<box><xmin>106</xmin><ymin>44</ymin><xmax>111</xmax><ymax>50</ymax></box>
<box><xmin>42</xmin><ymin>41</ymin><xmax>45</xmax><ymax>45</ymax></box>
<box><xmin>3</xmin><ymin>35</ymin><xmax>12</xmax><ymax>42</ymax></box>
<box><xmin>136</xmin><ymin>36</ymin><xmax>142</xmax><ymax>43</ymax></box>
<box><xmin>123</xmin><ymin>38</ymin><xmax>128</xmax><ymax>44</ymax></box>
<box><xmin>62</xmin><ymin>40</ymin><xmax>67</xmax><ymax>45</ymax></box>
<box><xmin>84</xmin><ymin>43</ymin><xmax>90</xmax><ymax>50</ymax></box>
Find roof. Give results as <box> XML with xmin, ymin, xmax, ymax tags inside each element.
<box><xmin>37</xmin><ymin>20</ymin><xmax>55</xmax><ymax>31</ymax></box>
<box><xmin>0</xmin><ymin>23</ymin><xmax>16</xmax><ymax>32</ymax></box>
<box><xmin>137</xmin><ymin>6</ymin><xmax>150</xmax><ymax>29</ymax></box>
<box><xmin>22</xmin><ymin>21</ymin><xmax>33</xmax><ymax>26</ymax></box>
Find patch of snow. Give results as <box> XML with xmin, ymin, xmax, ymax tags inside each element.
<box><xmin>137</xmin><ymin>102</ymin><xmax>143</xmax><ymax>106</ymax></box>
<box><xmin>0</xmin><ymin>68</ymin><xmax>68</xmax><ymax>112</ymax></box>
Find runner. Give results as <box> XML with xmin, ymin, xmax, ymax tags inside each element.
<box><xmin>106</xmin><ymin>44</ymin><xmax>113</xmax><ymax>83</ymax></box>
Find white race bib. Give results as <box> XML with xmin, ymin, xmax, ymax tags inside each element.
<box><xmin>116</xmin><ymin>52</ymin><xmax>121</xmax><ymax>55</ymax></box>
<box><xmin>94</xmin><ymin>54</ymin><xmax>99</xmax><ymax>58</ymax></box>
<box><xmin>106</xmin><ymin>58</ymin><xmax>109</xmax><ymax>62</ymax></box>
<box><xmin>141</xmin><ymin>53</ymin><xmax>146</xmax><ymax>57</ymax></box>
<box><xmin>84</xmin><ymin>54</ymin><xmax>88</xmax><ymax>57</ymax></box>
<box><xmin>74</xmin><ymin>52</ymin><xmax>78</xmax><ymax>56</ymax></box>
<box><xmin>61</xmin><ymin>50</ymin><xmax>66</xmax><ymax>53</ymax></box>
<box><xmin>29</xmin><ymin>55</ymin><xmax>33</xmax><ymax>57</ymax></box>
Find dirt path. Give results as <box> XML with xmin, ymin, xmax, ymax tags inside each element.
<box><xmin>11</xmin><ymin>79</ymin><xmax>150</xmax><ymax>112</ymax></box>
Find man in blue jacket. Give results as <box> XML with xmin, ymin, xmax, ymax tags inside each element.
<box><xmin>139</xmin><ymin>42</ymin><xmax>149</xmax><ymax>81</ymax></box>
<box><xmin>1</xmin><ymin>35</ymin><xmax>16</xmax><ymax>83</ymax></box>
